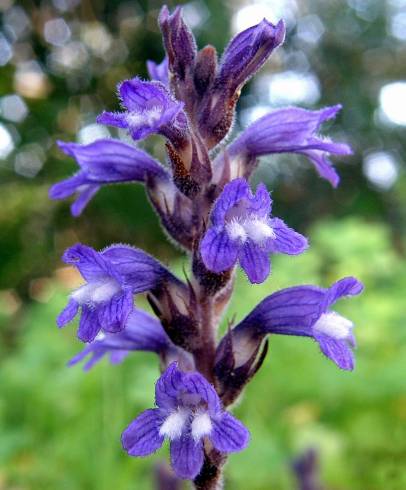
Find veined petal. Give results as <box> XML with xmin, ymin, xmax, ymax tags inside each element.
<box><xmin>246</xmin><ymin>182</ymin><xmax>272</xmax><ymax>217</ymax></box>
<box><xmin>300</xmin><ymin>150</ymin><xmax>341</xmax><ymax>188</ymax></box>
<box><xmin>97</xmin><ymin>290</ymin><xmax>133</xmax><ymax>333</ymax></box>
<box><xmin>102</xmin><ymin>244</ymin><xmax>180</xmax><ymax>292</ymax></box>
<box><xmin>63</xmin><ymin>243</ymin><xmax>117</xmax><ymax>282</ymax></box>
<box><xmin>49</xmin><ymin>173</ymin><xmax>86</xmax><ymax>199</ymax></box>
<box><xmin>211</xmin><ymin>178</ymin><xmax>250</xmax><ymax>226</ymax></box>
<box><xmin>269</xmin><ymin>217</ymin><xmax>308</xmax><ymax>255</ymax></box>
<box><xmin>57</xmin><ymin>298</ymin><xmax>79</xmax><ymax>327</ymax></box>
<box><xmin>155</xmin><ymin>362</ymin><xmax>186</xmax><ymax>410</ymax></box>
<box><xmin>200</xmin><ymin>228</ymin><xmax>239</xmax><ymax>273</ymax></box>
<box><xmin>210</xmin><ymin>412</ymin><xmax>250</xmax><ymax>453</ymax></box>
<box><xmin>239</xmin><ymin>241</ymin><xmax>270</xmax><ymax>284</ymax></box>
<box><xmin>70</xmin><ymin>184</ymin><xmax>100</xmax><ymax>217</ymax></box>
<box><xmin>323</xmin><ymin>276</ymin><xmax>364</xmax><ymax>310</ymax></box>
<box><xmin>218</xmin><ymin>19</ymin><xmax>285</xmax><ymax>91</ymax></box>
<box><xmin>183</xmin><ymin>372</ymin><xmax>221</xmax><ymax>415</ymax></box>
<box><xmin>122</xmin><ymin>409</ymin><xmax>165</xmax><ymax>457</ymax></box>
<box><xmin>96</xmin><ymin>111</ymin><xmax>128</xmax><ymax>128</ymax></box>
<box><xmin>170</xmin><ymin>434</ymin><xmax>204</xmax><ymax>480</ymax></box>
<box><xmin>228</xmin><ymin>106</ymin><xmax>337</xmax><ymax>156</ymax></box>
<box><xmin>225</xmin><ymin>105</ymin><xmax>350</xmax><ymax>185</ymax></box>
<box><xmin>315</xmin><ymin>333</ymin><xmax>355</xmax><ymax>370</ymax></box>
<box><xmin>68</xmin><ymin>308</ymin><xmax>172</xmax><ymax>371</ymax></box>
<box><xmin>77</xmin><ymin>306</ymin><xmax>101</xmax><ymax>343</ymax></box>
<box><xmin>238</xmin><ymin>285</ymin><xmax>326</xmax><ymax>335</ymax></box>
<box><xmin>57</xmin><ymin>139</ymin><xmax>166</xmax><ymax>182</ymax></box>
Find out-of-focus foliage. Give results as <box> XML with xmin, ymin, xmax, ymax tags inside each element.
<box><xmin>0</xmin><ymin>218</ymin><xmax>405</xmax><ymax>490</ymax></box>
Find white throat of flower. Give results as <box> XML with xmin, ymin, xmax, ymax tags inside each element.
<box><xmin>70</xmin><ymin>278</ymin><xmax>121</xmax><ymax>305</ymax></box>
<box><xmin>159</xmin><ymin>408</ymin><xmax>213</xmax><ymax>441</ymax></box>
<box><xmin>126</xmin><ymin>107</ymin><xmax>163</xmax><ymax>127</ymax></box>
<box><xmin>313</xmin><ymin>311</ymin><xmax>353</xmax><ymax>340</ymax></box>
<box><xmin>226</xmin><ymin>217</ymin><xmax>275</xmax><ymax>245</ymax></box>
<box><xmin>159</xmin><ymin>408</ymin><xmax>188</xmax><ymax>440</ymax></box>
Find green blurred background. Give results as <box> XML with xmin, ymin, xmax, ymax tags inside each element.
<box><xmin>0</xmin><ymin>0</ymin><xmax>405</xmax><ymax>489</ymax></box>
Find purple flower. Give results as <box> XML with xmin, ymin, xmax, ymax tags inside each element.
<box><xmin>200</xmin><ymin>178</ymin><xmax>308</xmax><ymax>283</ymax></box>
<box><xmin>57</xmin><ymin>243</ymin><xmax>179</xmax><ymax>342</ymax></box>
<box><xmin>49</xmin><ymin>139</ymin><xmax>167</xmax><ymax>216</ymax></box>
<box><xmin>217</xmin><ymin>18</ymin><xmax>285</xmax><ymax>93</ymax></box>
<box><xmin>68</xmin><ymin>308</ymin><xmax>173</xmax><ymax>371</ymax></box>
<box><xmin>122</xmin><ymin>363</ymin><xmax>249</xmax><ymax>480</ymax></box>
<box><xmin>97</xmin><ymin>78</ymin><xmax>186</xmax><ymax>142</ymax></box>
<box><xmin>159</xmin><ymin>6</ymin><xmax>197</xmax><ymax>82</ymax></box>
<box><xmin>147</xmin><ymin>57</ymin><xmax>169</xmax><ymax>86</ymax></box>
<box><xmin>234</xmin><ymin>276</ymin><xmax>364</xmax><ymax>370</ymax></box>
<box><xmin>198</xmin><ymin>18</ymin><xmax>285</xmax><ymax>147</ymax></box>
<box><xmin>215</xmin><ymin>105</ymin><xmax>352</xmax><ymax>187</ymax></box>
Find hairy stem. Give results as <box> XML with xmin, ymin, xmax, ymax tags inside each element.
<box><xmin>193</xmin><ymin>451</ymin><xmax>226</xmax><ymax>490</ymax></box>
<box><xmin>193</xmin><ymin>294</ymin><xmax>217</xmax><ymax>382</ymax></box>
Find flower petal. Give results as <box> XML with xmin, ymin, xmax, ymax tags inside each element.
<box><xmin>155</xmin><ymin>362</ymin><xmax>185</xmax><ymax>410</ymax></box>
<box><xmin>299</xmin><ymin>150</ymin><xmax>341</xmax><ymax>188</ymax></box>
<box><xmin>246</xmin><ymin>182</ymin><xmax>272</xmax><ymax>217</ymax></box>
<box><xmin>239</xmin><ymin>241</ymin><xmax>270</xmax><ymax>284</ymax></box>
<box><xmin>70</xmin><ymin>184</ymin><xmax>100</xmax><ymax>217</ymax></box>
<box><xmin>58</xmin><ymin>139</ymin><xmax>166</xmax><ymax>182</ymax></box>
<box><xmin>211</xmin><ymin>178</ymin><xmax>250</xmax><ymax>226</ymax></box>
<box><xmin>237</xmin><ymin>285</ymin><xmax>326</xmax><ymax>336</ymax></box>
<box><xmin>210</xmin><ymin>412</ymin><xmax>250</xmax><ymax>453</ymax></box>
<box><xmin>57</xmin><ymin>298</ymin><xmax>79</xmax><ymax>327</ymax></box>
<box><xmin>269</xmin><ymin>217</ymin><xmax>308</xmax><ymax>255</ymax></box>
<box><xmin>102</xmin><ymin>244</ymin><xmax>179</xmax><ymax>292</ymax></box>
<box><xmin>170</xmin><ymin>434</ymin><xmax>204</xmax><ymax>480</ymax></box>
<box><xmin>200</xmin><ymin>228</ymin><xmax>239</xmax><ymax>273</ymax></box>
<box><xmin>96</xmin><ymin>111</ymin><xmax>128</xmax><ymax>128</ymax></box>
<box><xmin>323</xmin><ymin>276</ymin><xmax>364</xmax><ymax>310</ymax></box>
<box><xmin>218</xmin><ymin>19</ymin><xmax>285</xmax><ymax>91</ymax></box>
<box><xmin>147</xmin><ymin>57</ymin><xmax>169</xmax><ymax>86</ymax></box>
<box><xmin>122</xmin><ymin>409</ymin><xmax>165</xmax><ymax>457</ymax></box>
<box><xmin>63</xmin><ymin>243</ymin><xmax>116</xmax><ymax>282</ymax></box>
<box><xmin>77</xmin><ymin>306</ymin><xmax>101</xmax><ymax>343</ymax></box>
<box><xmin>183</xmin><ymin>372</ymin><xmax>221</xmax><ymax>415</ymax></box>
<box><xmin>315</xmin><ymin>333</ymin><xmax>354</xmax><ymax>370</ymax></box>
<box><xmin>97</xmin><ymin>290</ymin><xmax>133</xmax><ymax>333</ymax></box>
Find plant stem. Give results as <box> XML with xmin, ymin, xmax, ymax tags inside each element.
<box><xmin>193</xmin><ymin>452</ymin><xmax>225</xmax><ymax>490</ymax></box>
<box><xmin>193</xmin><ymin>294</ymin><xmax>216</xmax><ymax>383</ymax></box>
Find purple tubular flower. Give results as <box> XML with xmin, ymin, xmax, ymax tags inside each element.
<box><xmin>97</xmin><ymin>78</ymin><xmax>186</xmax><ymax>142</ymax></box>
<box><xmin>200</xmin><ymin>178</ymin><xmax>308</xmax><ymax>283</ymax></box>
<box><xmin>68</xmin><ymin>308</ymin><xmax>172</xmax><ymax>371</ymax></box>
<box><xmin>122</xmin><ymin>363</ymin><xmax>249</xmax><ymax>480</ymax></box>
<box><xmin>234</xmin><ymin>276</ymin><xmax>364</xmax><ymax>370</ymax></box>
<box><xmin>49</xmin><ymin>139</ymin><xmax>167</xmax><ymax>216</ymax></box>
<box><xmin>217</xmin><ymin>18</ymin><xmax>285</xmax><ymax>92</ymax></box>
<box><xmin>221</xmin><ymin>105</ymin><xmax>352</xmax><ymax>187</ymax></box>
<box><xmin>159</xmin><ymin>6</ymin><xmax>197</xmax><ymax>82</ymax></box>
<box><xmin>57</xmin><ymin>243</ymin><xmax>180</xmax><ymax>342</ymax></box>
<box><xmin>198</xmin><ymin>19</ymin><xmax>285</xmax><ymax>148</ymax></box>
<box><xmin>147</xmin><ymin>57</ymin><xmax>169</xmax><ymax>86</ymax></box>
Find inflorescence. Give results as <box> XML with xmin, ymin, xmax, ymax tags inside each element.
<box><xmin>50</xmin><ymin>6</ymin><xmax>363</xmax><ymax>488</ymax></box>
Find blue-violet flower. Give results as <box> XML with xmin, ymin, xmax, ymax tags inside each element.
<box><xmin>122</xmin><ymin>363</ymin><xmax>249</xmax><ymax>480</ymax></box>
<box><xmin>200</xmin><ymin>177</ymin><xmax>308</xmax><ymax>283</ymax></box>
